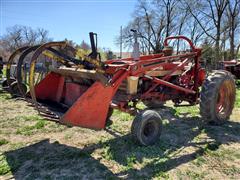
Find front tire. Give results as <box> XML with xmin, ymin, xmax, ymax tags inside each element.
<box><xmin>200</xmin><ymin>70</ymin><xmax>236</xmax><ymax>124</ymax></box>
<box><xmin>131</xmin><ymin>110</ymin><xmax>162</xmax><ymax>146</ymax></box>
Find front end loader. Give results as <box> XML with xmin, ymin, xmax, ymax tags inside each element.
<box><xmin>4</xmin><ymin>32</ymin><xmax>236</xmax><ymax>146</ymax></box>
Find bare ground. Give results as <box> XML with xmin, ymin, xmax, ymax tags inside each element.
<box><xmin>0</xmin><ymin>89</ymin><xmax>240</xmax><ymax>180</ymax></box>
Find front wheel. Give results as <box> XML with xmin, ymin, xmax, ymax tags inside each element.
<box><xmin>131</xmin><ymin>110</ymin><xmax>162</xmax><ymax>146</ymax></box>
<box><xmin>200</xmin><ymin>70</ymin><xmax>236</xmax><ymax>124</ymax></box>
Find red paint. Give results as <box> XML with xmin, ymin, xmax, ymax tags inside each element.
<box><xmin>197</xmin><ymin>68</ymin><xmax>206</xmax><ymax>86</ymax></box>
<box><xmin>164</xmin><ymin>36</ymin><xmax>196</xmax><ymax>51</ymax></box>
<box><xmin>35</xmin><ymin>72</ymin><xmax>65</xmax><ymax>102</ymax></box>
<box><xmin>60</xmin><ymin>82</ymin><xmax>113</xmax><ymax>129</ymax></box>
<box><xmin>30</xmin><ymin>35</ymin><xmax>206</xmax><ymax>130</ymax></box>
<box><xmin>64</xmin><ymin>83</ymin><xmax>88</xmax><ymax>106</ymax></box>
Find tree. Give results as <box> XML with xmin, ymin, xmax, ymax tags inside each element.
<box><xmin>226</xmin><ymin>0</ymin><xmax>240</xmax><ymax>59</ymax></box>
<box><xmin>186</xmin><ymin>17</ymin><xmax>206</xmax><ymax>45</ymax></box>
<box><xmin>118</xmin><ymin>0</ymin><xmax>183</xmax><ymax>54</ymax></box>
<box><xmin>201</xmin><ymin>38</ymin><xmax>216</xmax><ymax>69</ymax></box>
<box><xmin>0</xmin><ymin>25</ymin><xmax>51</xmax><ymax>52</ymax></box>
<box><xmin>118</xmin><ymin>0</ymin><xmax>240</xmax><ymax>68</ymax></box>
<box><xmin>185</xmin><ymin>0</ymin><xmax>229</xmax><ymax>62</ymax></box>
<box><xmin>0</xmin><ymin>25</ymin><xmax>52</xmax><ymax>61</ymax></box>
<box><xmin>0</xmin><ymin>40</ymin><xmax>11</xmax><ymax>62</ymax></box>
<box><xmin>155</xmin><ymin>0</ymin><xmax>179</xmax><ymax>38</ymax></box>
<box><xmin>118</xmin><ymin>0</ymin><xmax>206</xmax><ymax>54</ymax></box>
<box><xmin>105</xmin><ymin>50</ymin><xmax>116</xmax><ymax>60</ymax></box>
<box><xmin>79</xmin><ymin>40</ymin><xmax>91</xmax><ymax>51</ymax></box>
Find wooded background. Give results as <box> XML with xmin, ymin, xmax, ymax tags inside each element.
<box><xmin>0</xmin><ymin>0</ymin><xmax>239</xmax><ymax>65</ymax></box>
<box><xmin>118</xmin><ymin>0</ymin><xmax>240</xmax><ymax>64</ymax></box>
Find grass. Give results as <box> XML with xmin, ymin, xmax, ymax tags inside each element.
<box><xmin>174</xmin><ymin>105</ymin><xmax>200</xmax><ymax>118</ymax></box>
<box><xmin>0</xmin><ymin>139</ymin><xmax>9</xmax><ymax>146</ymax></box>
<box><xmin>0</xmin><ymin>155</ymin><xmax>11</xmax><ymax>175</ymax></box>
<box><xmin>0</xmin><ymin>93</ymin><xmax>11</xmax><ymax>101</ymax></box>
<box><xmin>236</xmin><ymin>85</ymin><xmax>240</xmax><ymax>108</ymax></box>
<box><xmin>16</xmin><ymin>120</ymin><xmax>46</xmax><ymax>136</ymax></box>
<box><xmin>0</xmin><ymin>88</ymin><xmax>239</xmax><ymax>179</ymax></box>
<box><xmin>185</xmin><ymin>170</ymin><xmax>205</xmax><ymax>180</ymax></box>
<box><xmin>112</xmin><ymin>110</ymin><xmax>133</xmax><ymax>121</ymax></box>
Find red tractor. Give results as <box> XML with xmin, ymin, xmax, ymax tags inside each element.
<box><xmin>220</xmin><ymin>60</ymin><xmax>240</xmax><ymax>80</ymax></box>
<box><xmin>4</xmin><ymin>32</ymin><xmax>236</xmax><ymax>146</ymax></box>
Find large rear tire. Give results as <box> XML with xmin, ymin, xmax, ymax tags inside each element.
<box><xmin>131</xmin><ymin>110</ymin><xmax>162</xmax><ymax>146</ymax></box>
<box><xmin>200</xmin><ymin>70</ymin><xmax>236</xmax><ymax>125</ymax></box>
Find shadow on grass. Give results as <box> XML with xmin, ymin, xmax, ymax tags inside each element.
<box><xmin>3</xmin><ymin>139</ymin><xmax>117</xmax><ymax>179</ymax></box>
<box><xmin>3</xmin><ymin>107</ymin><xmax>240</xmax><ymax>179</ymax></box>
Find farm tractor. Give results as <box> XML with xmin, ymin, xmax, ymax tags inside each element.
<box><xmin>219</xmin><ymin>60</ymin><xmax>240</xmax><ymax>80</ymax></box>
<box><xmin>2</xmin><ymin>32</ymin><xmax>236</xmax><ymax>146</ymax></box>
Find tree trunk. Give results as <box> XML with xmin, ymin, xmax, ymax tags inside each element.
<box><xmin>215</xmin><ymin>26</ymin><xmax>221</xmax><ymax>66</ymax></box>
<box><xmin>229</xmin><ymin>17</ymin><xmax>235</xmax><ymax>59</ymax></box>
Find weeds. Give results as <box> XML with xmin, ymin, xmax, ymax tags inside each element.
<box><xmin>193</xmin><ymin>155</ymin><xmax>206</xmax><ymax>167</ymax></box>
<box><xmin>0</xmin><ymin>90</ymin><xmax>240</xmax><ymax>179</ymax></box>
<box><xmin>112</xmin><ymin>110</ymin><xmax>133</xmax><ymax>121</ymax></box>
<box><xmin>0</xmin><ymin>155</ymin><xmax>11</xmax><ymax>175</ymax></box>
<box><xmin>185</xmin><ymin>170</ymin><xmax>205</xmax><ymax>180</ymax></box>
<box><xmin>126</xmin><ymin>154</ymin><xmax>137</xmax><ymax>169</ymax></box>
<box><xmin>0</xmin><ymin>92</ymin><xmax>11</xmax><ymax>101</ymax></box>
<box><xmin>174</xmin><ymin>105</ymin><xmax>200</xmax><ymax>118</ymax></box>
<box><xmin>236</xmin><ymin>88</ymin><xmax>240</xmax><ymax>108</ymax></box>
<box><xmin>0</xmin><ymin>139</ymin><xmax>9</xmax><ymax>146</ymax></box>
<box><xmin>16</xmin><ymin>120</ymin><xmax>46</xmax><ymax>135</ymax></box>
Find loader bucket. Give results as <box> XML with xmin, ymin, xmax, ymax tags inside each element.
<box><xmin>31</xmin><ymin>70</ymin><xmax>113</xmax><ymax>129</ymax></box>
<box><xmin>29</xmin><ymin>42</ymin><xmax>113</xmax><ymax>129</ymax></box>
<box><xmin>33</xmin><ymin>71</ymin><xmax>113</xmax><ymax>129</ymax></box>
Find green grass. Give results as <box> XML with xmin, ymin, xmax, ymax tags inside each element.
<box><xmin>112</xmin><ymin>110</ymin><xmax>133</xmax><ymax>121</ymax></box>
<box><xmin>173</xmin><ymin>105</ymin><xmax>200</xmax><ymax>119</ymax></box>
<box><xmin>0</xmin><ymin>155</ymin><xmax>11</xmax><ymax>175</ymax></box>
<box><xmin>16</xmin><ymin>120</ymin><xmax>46</xmax><ymax>136</ymax></box>
<box><xmin>0</xmin><ymin>88</ymin><xmax>240</xmax><ymax>179</ymax></box>
<box><xmin>125</xmin><ymin>154</ymin><xmax>137</xmax><ymax>170</ymax></box>
<box><xmin>185</xmin><ymin>170</ymin><xmax>205</xmax><ymax>180</ymax></box>
<box><xmin>0</xmin><ymin>139</ymin><xmax>9</xmax><ymax>146</ymax></box>
<box><xmin>236</xmin><ymin>87</ymin><xmax>240</xmax><ymax>108</ymax></box>
<box><xmin>13</xmin><ymin>115</ymin><xmax>45</xmax><ymax>122</ymax></box>
<box><xmin>0</xmin><ymin>92</ymin><xmax>11</xmax><ymax>101</ymax></box>
<box><xmin>193</xmin><ymin>155</ymin><xmax>206</xmax><ymax>167</ymax></box>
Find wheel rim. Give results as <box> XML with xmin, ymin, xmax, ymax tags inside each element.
<box><xmin>216</xmin><ymin>80</ymin><xmax>235</xmax><ymax>120</ymax></box>
<box><xmin>143</xmin><ymin>120</ymin><xmax>157</xmax><ymax>140</ymax></box>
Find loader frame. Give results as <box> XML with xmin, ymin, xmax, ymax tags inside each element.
<box><xmin>25</xmin><ymin>35</ymin><xmax>206</xmax><ymax>129</ymax></box>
